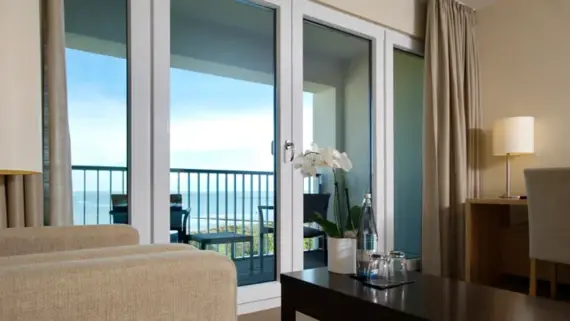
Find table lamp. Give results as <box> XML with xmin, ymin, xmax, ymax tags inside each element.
<box><xmin>0</xmin><ymin>0</ymin><xmax>42</xmax><ymax>175</ymax></box>
<box><xmin>492</xmin><ymin>116</ymin><xmax>534</xmax><ymax>198</ymax></box>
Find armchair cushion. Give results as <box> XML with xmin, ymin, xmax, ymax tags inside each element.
<box><xmin>0</xmin><ymin>249</ymin><xmax>237</xmax><ymax>321</ymax></box>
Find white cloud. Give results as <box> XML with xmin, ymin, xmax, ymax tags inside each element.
<box><xmin>170</xmin><ymin>108</ymin><xmax>274</xmax><ymax>153</ymax></box>
<box><xmin>68</xmin><ymin>97</ymin><xmax>127</xmax><ymax>166</ymax></box>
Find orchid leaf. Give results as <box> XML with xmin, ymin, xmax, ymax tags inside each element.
<box><xmin>345</xmin><ymin>205</ymin><xmax>362</xmax><ymax>232</ymax></box>
<box><xmin>310</xmin><ymin>212</ymin><xmax>342</xmax><ymax>238</ymax></box>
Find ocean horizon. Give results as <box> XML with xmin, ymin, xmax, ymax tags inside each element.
<box><xmin>73</xmin><ymin>190</ymin><xmax>276</xmax><ymax>231</ymax></box>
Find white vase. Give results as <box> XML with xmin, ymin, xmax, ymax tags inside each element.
<box><xmin>327</xmin><ymin>236</ymin><xmax>356</xmax><ymax>274</ymax></box>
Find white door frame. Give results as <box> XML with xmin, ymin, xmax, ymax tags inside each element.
<box><xmin>128</xmin><ymin>0</ymin><xmax>153</xmax><ymax>244</ymax></box>
<box><xmin>150</xmin><ymin>0</ymin><xmax>171</xmax><ymax>244</ymax></box>
<box><xmin>292</xmin><ymin>0</ymin><xmax>388</xmax><ymax>269</ymax></box>
<box><xmin>383</xmin><ymin>30</ymin><xmax>424</xmax><ymax>253</ymax></box>
<box><xmin>148</xmin><ymin>0</ymin><xmax>295</xmax><ymax>313</ymax></box>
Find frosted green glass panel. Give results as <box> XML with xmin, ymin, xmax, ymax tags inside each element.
<box><xmin>394</xmin><ymin>49</ymin><xmax>424</xmax><ymax>258</ymax></box>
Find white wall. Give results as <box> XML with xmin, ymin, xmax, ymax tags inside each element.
<box><xmin>477</xmin><ymin>0</ymin><xmax>570</xmax><ymax>196</ymax></box>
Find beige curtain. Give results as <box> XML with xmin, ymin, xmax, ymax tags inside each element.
<box><xmin>0</xmin><ymin>0</ymin><xmax>72</xmax><ymax>228</ymax></box>
<box><xmin>422</xmin><ymin>0</ymin><xmax>481</xmax><ymax>278</ymax></box>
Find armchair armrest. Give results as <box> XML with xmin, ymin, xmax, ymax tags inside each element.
<box><xmin>0</xmin><ymin>250</ymin><xmax>237</xmax><ymax>321</ymax></box>
<box><xmin>0</xmin><ymin>224</ymin><xmax>139</xmax><ymax>257</ymax></box>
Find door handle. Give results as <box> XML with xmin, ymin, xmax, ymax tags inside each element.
<box><xmin>284</xmin><ymin>140</ymin><xmax>295</xmax><ymax>162</ymax></box>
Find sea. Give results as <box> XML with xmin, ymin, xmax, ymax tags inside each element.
<box><xmin>72</xmin><ymin>190</ymin><xmax>275</xmax><ymax>232</ymax></box>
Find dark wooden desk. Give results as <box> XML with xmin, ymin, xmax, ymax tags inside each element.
<box><xmin>465</xmin><ymin>198</ymin><xmax>570</xmax><ymax>288</ymax></box>
<box><xmin>281</xmin><ymin>268</ymin><xmax>570</xmax><ymax>321</ymax></box>
<box><xmin>465</xmin><ymin>198</ymin><xmax>527</xmax><ymax>285</ymax></box>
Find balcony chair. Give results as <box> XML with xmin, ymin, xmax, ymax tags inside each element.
<box><xmin>258</xmin><ymin>193</ymin><xmax>330</xmax><ymax>271</ymax></box>
<box><xmin>110</xmin><ymin>194</ymin><xmax>190</xmax><ymax>243</ymax></box>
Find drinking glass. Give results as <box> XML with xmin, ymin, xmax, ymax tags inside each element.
<box><xmin>371</xmin><ymin>253</ymin><xmax>391</xmax><ymax>280</ymax></box>
<box><xmin>389</xmin><ymin>250</ymin><xmax>407</xmax><ymax>280</ymax></box>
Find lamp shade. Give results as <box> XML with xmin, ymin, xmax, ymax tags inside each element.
<box><xmin>0</xmin><ymin>1</ymin><xmax>42</xmax><ymax>174</ymax></box>
<box><xmin>492</xmin><ymin>116</ymin><xmax>534</xmax><ymax>156</ymax></box>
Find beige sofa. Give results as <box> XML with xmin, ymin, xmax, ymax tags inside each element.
<box><xmin>0</xmin><ymin>225</ymin><xmax>237</xmax><ymax>321</ymax></box>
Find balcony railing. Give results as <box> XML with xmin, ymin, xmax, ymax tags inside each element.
<box><xmin>72</xmin><ymin>165</ymin><xmax>320</xmax><ymax>258</ymax></box>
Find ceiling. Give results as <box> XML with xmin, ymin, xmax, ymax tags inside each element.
<box><xmin>169</xmin><ymin>0</ymin><xmax>369</xmax><ymax>60</ymax></box>
<box><xmin>65</xmin><ymin>0</ymin><xmax>368</xmax><ymax>62</ymax></box>
<box><xmin>64</xmin><ymin>0</ymin><xmax>369</xmax><ymax>88</ymax></box>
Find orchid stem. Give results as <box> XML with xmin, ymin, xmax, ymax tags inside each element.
<box><xmin>333</xmin><ymin>170</ymin><xmax>343</xmax><ymax>237</ymax></box>
<box><xmin>344</xmin><ymin>186</ymin><xmax>354</xmax><ymax>230</ymax></box>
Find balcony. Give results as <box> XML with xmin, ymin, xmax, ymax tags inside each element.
<box><xmin>72</xmin><ymin>165</ymin><xmax>326</xmax><ymax>286</ymax></box>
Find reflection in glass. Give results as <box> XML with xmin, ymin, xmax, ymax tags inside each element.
<box><xmin>393</xmin><ymin>49</ymin><xmax>424</xmax><ymax>259</ymax></box>
<box><xmin>65</xmin><ymin>0</ymin><xmax>128</xmax><ymax>226</ymax></box>
<box><xmin>303</xmin><ymin>20</ymin><xmax>372</xmax><ymax>270</ymax></box>
<box><xmin>169</xmin><ymin>0</ymin><xmax>276</xmax><ymax>286</ymax></box>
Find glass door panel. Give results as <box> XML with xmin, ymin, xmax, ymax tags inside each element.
<box><xmin>301</xmin><ymin>20</ymin><xmax>372</xmax><ymax>270</ymax></box>
<box><xmin>65</xmin><ymin>0</ymin><xmax>129</xmax><ymax>226</ymax></box>
<box><xmin>169</xmin><ymin>0</ymin><xmax>278</xmax><ymax>286</ymax></box>
<box><xmin>393</xmin><ymin>49</ymin><xmax>424</xmax><ymax>260</ymax></box>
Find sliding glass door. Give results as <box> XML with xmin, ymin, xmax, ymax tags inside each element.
<box><xmin>89</xmin><ymin>0</ymin><xmax>418</xmax><ymax>311</ymax></box>
<box><xmin>149</xmin><ymin>0</ymin><xmax>293</xmax><ymax>306</ymax></box>
<box><xmin>291</xmin><ymin>0</ymin><xmax>387</xmax><ymax>270</ymax></box>
<box><xmin>167</xmin><ymin>0</ymin><xmax>281</xmax><ymax>287</ymax></box>
<box><xmin>64</xmin><ymin>0</ymin><xmax>155</xmax><ymax>242</ymax></box>
<box><xmin>384</xmin><ymin>31</ymin><xmax>425</xmax><ymax>263</ymax></box>
<box><xmin>64</xmin><ymin>0</ymin><xmax>129</xmax><ymax>227</ymax></box>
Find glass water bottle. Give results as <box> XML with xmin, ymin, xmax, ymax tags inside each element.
<box><xmin>356</xmin><ymin>193</ymin><xmax>379</xmax><ymax>278</ymax></box>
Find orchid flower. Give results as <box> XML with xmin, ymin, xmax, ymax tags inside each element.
<box><xmin>293</xmin><ymin>143</ymin><xmax>353</xmax><ymax>178</ymax></box>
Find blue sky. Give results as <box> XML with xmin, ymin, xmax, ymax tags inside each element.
<box><xmin>67</xmin><ymin>49</ymin><xmax>313</xmax><ymax>191</ymax></box>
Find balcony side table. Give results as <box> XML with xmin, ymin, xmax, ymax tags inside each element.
<box><xmin>188</xmin><ymin>232</ymin><xmax>254</xmax><ymax>273</ymax></box>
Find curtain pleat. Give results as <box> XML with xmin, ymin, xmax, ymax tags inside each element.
<box><xmin>422</xmin><ymin>0</ymin><xmax>481</xmax><ymax>278</ymax></box>
<box><xmin>43</xmin><ymin>0</ymin><xmax>73</xmax><ymax>226</ymax></box>
<box><xmin>0</xmin><ymin>175</ymin><xmax>43</xmax><ymax>228</ymax></box>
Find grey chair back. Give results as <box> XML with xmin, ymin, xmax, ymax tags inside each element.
<box><xmin>524</xmin><ymin>167</ymin><xmax>570</xmax><ymax>265</ymax></box>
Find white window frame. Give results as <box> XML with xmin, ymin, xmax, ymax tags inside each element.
<box><xmin>384</xmin><ymin>29</ymin><xmax>424</xmax><ymax>253</ymax></box>
<box><xmin>292</xmin><ymin>0</ymin><xmax>388</xmax><ymax>268</ymax></box>
<box><xmin>150</xmin><ymin>0</ymin><xmax>171</xmax><ymax>244</ymax></box>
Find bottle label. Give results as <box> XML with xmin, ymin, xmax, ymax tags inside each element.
<box><xmin>364</xmin><ymin>233</ymin><xmax>377</xmax><ymax>251</ymax></box>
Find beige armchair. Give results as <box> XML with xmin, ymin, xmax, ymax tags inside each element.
<box><xmin>0</xmin><ymin>225</ymin><xmax>237</xmax><ymax>321</ymax></box>
<box><xmin>0</xmin><ymin>224</ymin><xmax>139</xmax><ymax>256</ymax></box>
<box><xmin>524</xmin><ymin>167</ymin><xmax>570</xmax><ymax>299</ymax></box>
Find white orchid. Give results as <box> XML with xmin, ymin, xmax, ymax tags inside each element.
<box><xmin>293</xmin><ymin>143</ymin><xmax>353</xmax><ymax>178</ymax></box>
<box><xmin>294</xmin><ymin>143</ymin><xmax>358</xmax><ymax>239</ymax></box>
